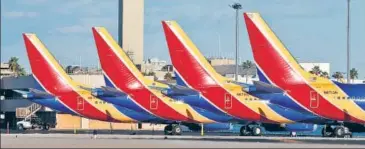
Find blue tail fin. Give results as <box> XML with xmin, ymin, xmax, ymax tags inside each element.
<box><xmin>31</xmin><ymin>75</ymin><xmax>46</xmax><ymax>92</ymax></box>
<box><xmin>256</xmin><ymin>67</ymin><xmax>271</xmax><ymax>84</ymax></box>
<box><xmin>103</xmin><ymin>74</ymin><xmax>116</xmax><ymax>88</ymax></box>
<box><xmin>174</xmin><ymin>71</ymin><xmax>188</xmax><ymax>87</ymax></box>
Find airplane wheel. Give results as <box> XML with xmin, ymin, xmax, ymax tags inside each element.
<box><xmin>164</xmin><ymin>125</ymin><xmax>172</xmax><ymax>135</ymax></box>
<box><xmin>172</xmin><ymin>125</ymin><xmax>182</xmax><ymax>135</ymax></box>
<box><xmin>251</xmin><ymin>126</ymin><xmax>262</xmax><ymax>136</ymax></box>
<box><xmin>240</xmin><ymin>126</ymin><xmax>249</xmax><ymax>136</ymax></box>
<box><xmin>334</xmin><ymin>126</ymin><xmax>345</xmax><ymax>138</ymax></box>
<box><xmin>290</xmin><ymin>131</ymin><xmax>297</xmax><ymax>137</ymax></box>
<box><xmin>321</xmin><ymin>126</ymin><xmax>332</xmax><ymax>137</ymax></box>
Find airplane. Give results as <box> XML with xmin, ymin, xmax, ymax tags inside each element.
<box><xmin>91</xmin><ymin>27</ymin><xmax>246</xmax><ymax>135</ymax></box>
<box><xmin>243</xmin><ymin>12</ymin><xmax>365</xmax><ymax>137</ymax></box>
<box><xmin>21</xmin><ymin>33</ymin><xmax>140</xmax><ymax>124</ymax></box>
<box><xmin>161</xmin><ymin>20</ymin><xmax>324</xmax><ymax>136</ymax></box>
<box><xmin>21</xmin><ymin>33</ymin><xmax>234</xmax><ymax>133</ymax></box>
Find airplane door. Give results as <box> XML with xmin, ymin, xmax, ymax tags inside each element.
<box><xmin>224</xmin><ymin>94</ymin><xmax>232</xmax><ymax>109</ymax></box>
<box><xmin>150</xmin><ymin>95</ymin><xmax>158</xmax><ymax>110</ymax></box>
<box><xmin>77</xmin><ymin>96</ymin><xmax>84</xmax><ymax>110</ymax></box>
<box><xmin>310</xmin><ymin>91</ymin><xmax>319</xmax><ymax>108</ymax></box>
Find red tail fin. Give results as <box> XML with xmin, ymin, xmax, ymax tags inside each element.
<box><xmin>92</xmin><ymin>27</ymin><xmax>145</xmax><ymax>91</ymax></box>
<box><xmin>23</xmin><ymin>33</ymin><xmax>74</xmax><ymax>94</ymax></box>
<box><xmin>162</xmin><ymin>21</ymin><xmax>221</xmax><ymax>89</ymax></box>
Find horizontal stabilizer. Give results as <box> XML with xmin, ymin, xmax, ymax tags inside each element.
<box><xmin>164</xmin><ymin>84</ymin><xmax>200</xmax><ymax>96</ymax></box>
<box><xmin>92</xmin><ymin>86</ymin><xmax>128</xmax><ymax>97</ymax></box>
<box><xmin>253</xmin><ymin>81</ymin><xmax>283</xmax><ymax>93</ymax></box>
<box><xmin>14</xmin><ymin>88</ymin><xmax>54</xmax><ymax>99</ymax></box>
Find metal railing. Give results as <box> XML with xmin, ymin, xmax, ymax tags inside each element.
<box><xmin>16</xmin><ymin>103</ymin><xmax>42</xmax><ymax>120</ymax></box>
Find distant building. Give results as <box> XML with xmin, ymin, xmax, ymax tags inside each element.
<box><xmin>209</xmin><ymin>58</ymin><xmax>235</xmax><ymax>66</ymax></box>
<box><xmin>0</xmin><ymin>63</ymin><xmax>15</xmax><ymax>77</ymax></box>
<box><xmin>119</xmin><ymin>0</ymin><xmax>144</xmax><ymax>65</ymax></box>
<box><xmin>142</xmin><ymin>58</ymin><xmax>168</xmax><ymax>73</ymax></box>
<box><xmin>213</xmin><ymin>65</ymin><xmax>257</xmax><ymax>83</ymax></box>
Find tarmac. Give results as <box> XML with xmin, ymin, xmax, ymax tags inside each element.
<box><xmin>2</xmin><ymin>133</ymin><xmax>365</xmax><ymax>148</ymax></box>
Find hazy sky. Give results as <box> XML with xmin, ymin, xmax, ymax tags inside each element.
<box><xmin>1</xmin><ymin>0</ymin><xmax>365</xmax><ymax>78</ymax></box>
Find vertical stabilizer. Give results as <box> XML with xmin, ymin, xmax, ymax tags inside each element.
<box><xmin>162</xmin><ymin>21</ymin><xmax>227</xmax><ymax>89</ymax></box>
<box><xmin>23</xmin><ymin>34</ymin><xmax>76</xmax><ymax>94</ymax></box>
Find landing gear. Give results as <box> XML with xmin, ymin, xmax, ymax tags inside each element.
<box><xmin>334</xmin><ymin>126</ymin><xmax>345</xmax><ymax>138</ymax></box>
<box><xmin>322</xmin><ymin>125</ymin><xmax>352</xmax><ymax>138</ymax></box>
<box><xmin>290</xmin><ymin>131</ymin><xmax>297</xmax><ymax>137</ymax></box>
<box><xmin>251</xmin><ymin>126</ymin><xmax>262</xmax><ymax>136</ymax></box>
<box><xmin>164</xmin><ymin>124</ymin><xmax>182</xmax><ymax>135</ymax></box>
<box><xmin>240</xmin><ymin>125</ymin><xmax>262</xmax><ymax>136</ymax></box>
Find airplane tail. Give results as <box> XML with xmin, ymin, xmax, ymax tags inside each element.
<box><xmin>92</xmin><ymin>27</ymin><xmax>146</xmax><ymax>91</ymax></box>
<box><xmin>244</xmin><ymin>13</ymin><xmax>310</xmax><ymax>86</ymax></box>
<box><xmin>162</xmin><ymin>21</ymin><xmax>227</xmax><ymax>89</ymax></box>
<box><xmin>23</xmin><ymin>33</ymin><xmax>76</xmax><ymax>94</ymax></box>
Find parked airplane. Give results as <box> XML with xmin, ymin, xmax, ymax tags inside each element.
<box><xmin>243</xmin><ymin>12</ymin><xmax>365</xmax><ymax>137</ymax></box>
<box><xmin>21</xmin><ymin>33</ymin><xmax>139</xmax><ymax>123</ymax></box>
<box><xmin>162</xmin><ymin>21</ymin><xmax>323</xmax><ymax>136</ymax></box>
<box><xmin>20</xmin><ymin>33</ymin><xmax>235</xmax><ymax>134</ymax></box>
<box><xmin>92</xmin><ymin>27</ymin><xmax>247</xmax><ymax>135</ymax></box>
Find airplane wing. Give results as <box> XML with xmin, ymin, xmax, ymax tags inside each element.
<box><xmin>13</xmin><ymin>88</ymin><xmax>54</xmax><ymax>99</ymax></box>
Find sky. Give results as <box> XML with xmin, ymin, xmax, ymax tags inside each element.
<box><xmin>1</xmin><ymin>0</ymin><xmax>365</xmax><ymax>79</ymax></box>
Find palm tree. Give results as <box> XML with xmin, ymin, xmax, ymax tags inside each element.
<box><xmin>242</xmin><ymin>60</ymin><xmax>254</xmax><ymax>83</ymax></box>
<box><xmin>350</xmin><ymin>68</ymin><xmax>358</xmax><ymax>83</ymax></box>
<box><xmin>332</xmin><ymin>72</ymin><xmax>344</xmax><ymax>82</ymax></box>
<box><xmin>309</xmin><ymin>66</ymin><xmax>321</xmax><ymax>76</ymax></box>
<box><xmin>8</xmin><ymin>57</ymin><xmax>26</xmax><ymax>76</ymax></box>
<box><xmin>320</xmin><ymin>71</ymin><xmax>329</xmax><ymax>79</ymax></box>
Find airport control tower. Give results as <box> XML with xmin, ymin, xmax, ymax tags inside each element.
<box><xmin>118</xmin><ymin>0</ymin><xmax>144</xmax><ymax>65</ymax></box>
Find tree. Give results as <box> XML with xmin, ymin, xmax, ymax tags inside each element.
<box><xmin>147</xmin><ymin>72</ymin><xmax>155</xmax><ymax>76</ymax></box>
<box><xmin>320</xmin><ymin>71</ymin><xmax>329</xmax><ymax>79</ymax></box>
<box><xmin>309</xmin><ymin>66</ymin><xmax>321</xmax><ymax>76</ymax></box>
<box><xmin>350</xmin><ymin>68</ymin><xmax>358</xmax><ymax>83</ymax></box>
<box><xmin>309</xmin><ymin>66</ymin><xmax>329</xmax><ymax>78</ymax></box>
<box><xmin>65</xmin><ymin>65</ymin><xmax>73</xmax><ymax>74</ymax></box>
<box><xmin>8</xmin><ymin>57</ymin><xmax>26</xmax><ymax>76</ymax></box>
<box><xmin>242</xmin><ymin>60</ymin><xmax>254</xmax><ymax>83</ymax></box>
<box><xmin>164</xmin><ymin>72</ymin><xmax>173</xmax><ymax>81</ymax></box>
<box><xmin>332</xmin><ymin>72</ymin><xmax>344</xmax><ymax>81</ymax></box>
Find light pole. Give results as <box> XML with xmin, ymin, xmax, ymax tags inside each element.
<box><xmin>346</xmin><ymin>0</ymin><xmax>351</xmax><ymax>83</ymax></box>
<box><xmin>230</xmin><ymin>3</ymin><xmax>242</xmax><ymax>82</ymax></box>
<box><xmin>118</xmin><ymin>0</ymin><xmax>123</xmax><ymax>47</ymax></box>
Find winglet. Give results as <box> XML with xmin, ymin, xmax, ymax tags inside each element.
<box><xmin>23</xmin><ymin>33</ymin><xmax>74</xmax><ymax>93</ymax></box>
